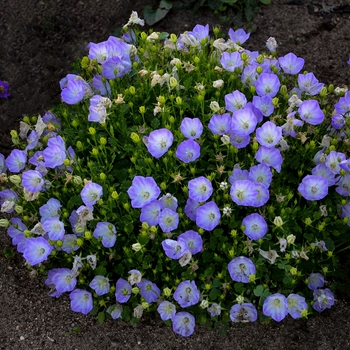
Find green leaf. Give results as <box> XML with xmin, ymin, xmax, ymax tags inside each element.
<box><xmin>95</xmin><ymin>266</ymin><xmax>107</xmax><ymax>276</ymax></box>
<box><xmin>158</xmin><ymin>32</ymin><xmax>169</xmax><ymax>40</ymax></box>
<box><xmin>143</xmin><ymin>1</ymin><xmax>173</xmax><ymax>26</ymax></box>
<box><xmin>253</xmin><ymin>284</ymin><xmax>264</xmax><ymax>297</ymax></box>
<box><xmin>234</xmin><ymin>282</ymin><xmax>245</xmax><ymax>294</ymax></box>
<box><xmin>324</xmin><ymin>237</ymin><xmax>335</xmax><ymax>251</ymax></box>
<box><xmin>204</xmin><ymin>266</ymin><xmax>215</xmax><ymax>277</ymax></box>
<box><xmin>259</xmin><ymin>0</ymin><xmax>271</xmax><ymax>4</ymax></box>
<box><xmin>98</xmin><ymin>311</ymin><xmax>105</xmax><ymax>324</ymax></box>
<box><xmin>67</xmin><ymin>195</ymin><xmax>82</xmax><ymax>212</ymax></box>
<box><xmin>151</xmin><ymin>118</ymin><xmax>160</xmax><ymax>129</ymax></box>
<box><xmin>209</xmin><ymin>288</ymin><xmax>220</xmax><ymax>300</ymax></box>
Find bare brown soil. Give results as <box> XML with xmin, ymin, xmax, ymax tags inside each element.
<box><xmin>1</xmin><ymin>1</ymin><xmax>350</xmax><ymax>349</ymax></box>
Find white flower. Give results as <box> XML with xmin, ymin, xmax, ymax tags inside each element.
<box><xmin>123</xmin><ymin>11</ymin><xmax>145</xmax><ymax>29</ymax></box>
<box><xmin>279</xmin><ymin>238</ymin><xmax>287</xmax><ymax>252</ymax></box>
<box><xmin>128</xmin><ymin>270</ymin><xmax>142</xmax><ymax>285</ymax></box>
<box><xmin>1</xmin><ymin>200</ymin><xmax>15</xmax><ymax>213</ymax></box>
<box><xmin>334</xmin><ymin>86</ymin><xmax>348</xmax><ymax>95</ymax></box>
<box><xmin>35</xmin><ymin>116</ymin><xmax>47</xmax><ymax>137</ymax></box>
<box><xmin>147</xmin><ymin>32</ymin><xmax>159</xmax><ymax>42</ymax></box>
<box><xmin>259</xmin><ymin>249</ymin><xmax>279</xmax><ymax>264</ymax></box>
<box><xmin>291</xmin><ymin>250</ymin><xmax>299</xmax><ymax>259</ymax></box>
<box><xmin>200</xmin><ymin>299</ymin><xmax>209</xmax><ymax>309</ymax></box>
<box><xmin>30</xmin><ymin>222</ymin><xmax>46</xmax><ymax>236</ymax></box>
<box><xmin>19</xmin><ymin>121</ymin><xmax>31</xmax><ymax>139</ymax></box>
<box><xmin>179</xmin><ymin>251</ymin><xmax>192</xmax><ymax>267</ymax></box>
<box><xmin>220</xmin><ymin>182</ymin><xmax>228</xmax><ymax>190</ymax></box>
<box><xmin>320</xmin><ymin>205</ymin><xmax>328</xmax><ymax>217</ymax></box>
<box><xmin>71</xmin><ymin>256</ymin><xmax>83</xmax><ymax>277</ymax></box>
<box><xmin>223</xmin><ymin>207</ymin><xmax>232</xmax><ymax>216</ymax></box>
<box><xmin>213</xmin><ymin>79</ymin><xmax>224</xmax><ymax>89</ymax></box>
<box><xmin>133</xmin><ymin>304</ymin><xmax>144</xmax><ymax>319</ymax></box>
<box><xmin>213</xmin><ymin>38</ymin><xmax>230</xmax><ymax>52</ymax></box>
<box><xmin>183</xmin><ymin>61</ymin><xmax>195</xmax><ymax>73</ymax></box>
<box><xmin>321</xmin><ymin>135</ymin><xmax>332</xmax><ymax>147</ymax></box>
<box><xmin>266</xmin><ymin>37</ymin><xmax>278</xmax><ymax>52</ymax></box>
<box><xmin>87</xmin><ymin>254</ymin><xmax>97</xmax><ymax>269</ymax></box>
<box><xmin>210</xmin><ymin>101</ymin><xmax>221</xmax><ymax>112</ymax></box>
<box><xmin>24</xmin><ymin>188</ymin><xmax>40</xmax><ymax>201</ymax></box>
<box><xmin>221</xmin><ymin>134</ymin><xmax>230</xmax><ymax>145</ymax></box>
<box><xmin>170</xmin><ymin>58</ymin><xmax>182</xmax><ymax>66</ymax></box>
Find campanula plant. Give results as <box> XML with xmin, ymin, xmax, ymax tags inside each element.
<box><xmin>1</xmin><ymin>11</ymin><xmax>350</xmax><ymax>337</ymax></box>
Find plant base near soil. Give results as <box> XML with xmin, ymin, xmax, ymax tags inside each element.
<box><xmin>1</xmin><ymin>0</ymin><xmax>350</xmax><ymax>349</ymax></box>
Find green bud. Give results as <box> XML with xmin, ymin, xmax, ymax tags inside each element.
<box><xmin>71</xmin><ymin>120</ymin><xmax>79</xmax><ymax>128</ymax></box>
<box><xmin>9</xmin><ymin>175</ymin><xmax>22</xmax><ymax>186</ymax></box>
<box><xmin>175</xmin><ymin>96</ymin><xmax>182</xmax><ymax>105</ymax></box>
<box><xmin>129</xmin><ymin>86</ymin><xmax>136</xmax><ymax>95</ymax></box>
<box><xmin>328</xmin><ymin>84</ymin><xmax>334</xmax><ymax>93</ymax></box>
<box><xmin>112</xmin><ymin>191</ymin><xmax>119</xmax><ymax>200</ymax></box>
<box><xmin>14</xmin><ymin>205</ymin><xmax>23</xmax><ymax>214</ymax></box>
<box><xmin>0</xmin><ymin>219</ymin><xmax>10</xmax><ymax>228</ymax></box>
<box><xmin>76</xmin><ymin>141</ymin><xmax>83</xmax><ymax>150</ymax></box>
<box><xmin>320</xmin><ymin>86</ymin><xmax>328</xmax><ymax>97</ymax></box>
<box><xmin>170</xmin><ymin>77</ymin><xmax>178</xmax><ymax>88</ymax></box>
<box><xmin>88</xmin><ymin>127</ymin><xmax>96</xmax><ymax>135</ymax></box>
<box><xmin>256</xmin><ymin>66</ymin><xmax>263</xmax><ymax>74</ymax></box>
<box><xmin>170</xmin><ymin>33</ymin><xmax>177</xmax><ymax>43</ymax></box>
<box><xmin>92</xmin><ymin>148</ymin><xmax>99</xmax><ymax>156</ymax></box>
<box><xmin>130</xmin><ymin>132</ymin><xmax>140</xmax><ymax>143</ymax></box>
<box><xmin>100</xmin><ymin>137</ymin><xmax>107</xmax><ymax>145</ymax></box>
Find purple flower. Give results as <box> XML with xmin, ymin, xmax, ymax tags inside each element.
<box><xmin>312</xmin><ymin>163</ymin><xmax>337</xmax><ymax>186</ymax></box>
<box><xmin>207</xmin><ymin>303</ymin><xmax>221</xmax><ymax>317</ymax></box>
<box><xmin>180</xmin><ymin>117</ymin><xmax>203</xmax><ymax>139</ymax></box>
<box><xmin>253</xmin><ymin>183</ymin><xmax>270</xmax><ymax>207</ymax></box>
<box><xmin>334</xmin><ymin>91</ymin><xmax>350</xmax><ymax>115</ymax></box>
<box><xmin>70</xmin><ymin>289</ymin><xmax>93</xmax><ymax>315</ymax></box>
<box><xmin>62</xmin><ymin>234</ymin><xmax>80</xmax><ymax>253</ymax></box>
<box><xmin>127</xmin><ymin>176</ymin><xmax>161</xmax><ymax>208</ymax></box>
<box><xmin>0</xmin><ymin>80</ymin><xmax>10</xmax><ymax>98</ymax></box>
<box><xmin>298</xmin><ymin>175</ymin><xmax>328</xmax><ymax>201</ymax></box>
<box><xmin>331</xmin><ymin>115</ymin><xmax>345</xmax><ymax>129</ymax></box>
<box><xmin>6</xmin><ymin>149</ymin><xmax>27</xmax><ymax>173</ymax></box>
<box><xmin>313</xmin><ymin>288</ymin><xmax>334</xmax><ymax>312</ymax></box>
<box><xmin>231</xmin><ymin>108</ymin><xmax>257</xmax><ymax>136</ymax></box>
<box><xmin>279</xmin><ymin>52</ymin><xmax>304</xmax><ymax>74</ymax></box>
<box><xmin>255</xmin><ymin>146</ymin><xmax>283</xmax><ymax>173</ymax></box>
<box><xmin>0</xmin><ymin>153</ymin><xmax>6</xmax><ymax>173</ymax></box>
<box><xmin>158</xmin><ymin>208</ymin><xmax>179</xmax><ymax>232</ymax></box>
<box><xmin>7</xmin><ymin>218</ymin><xmax>27</xmax><ymax>252</ymax></box>
<box><xmin>43</xmin><ymin>143</ymin><xmax>66</xmax><ymax>169</ymax></box>
<box><xmin>146</xmin><ymin>128</ymin><xmax>173</xmax><ymax>158</ymax></box>
<box><xmin>39</xmin><ymin>198</ymin><xmax>61</xmax><ymax>223</ymax></box>
<box><xmin>159</xmin><ymin>193</ymin><xmax>178</xmax><ymax>211</ymax></box>
<box><xmin>298</xmin><ymin>100</ymin><xmax>324</xmax><ymax>125</ymax></box>
<box><xmin>255</xmin><ymin>73</ymin><xmax>280</xmax><ymax>97</ymax></box>
<box><xmin>176</xmin><ymin>139</ymin><xmax>200</xmax><ymax>163</ymax></box>
<box><xmin>140</xmin><ymin>200</ymin><xmax>162</xmax><ymax>226</ymax></box>
<box><xmin>208</xmin><ymin>113</ymin><xmax>232</xmax><ymax>135</ymax></box>
<box><xmin>255</xmin><ymin>121</ymin><xmax>282</xmax><ymax>148</ymax></box>
<box><xmin>195</xmin><ymin>201</ymin><xmax>221</xmax><ymax>231</ymax></box>
<box><xmin>88</xmin><ymin>95</ymin><xmax>109</xmax><ymax>123</ymax></box>
<box><xmin>228</xmin><ymin>28</ymin><xmax>250</xmax><ymax>44</ymax></box>
<box><xmin>263</xmin><ymin>293</ymin><xmax>288</xmax><ymax>322</ymax></box>
<box><xmin>189</xmin><ymin>24</ymin><xmax>209</xmax><ymax>42</ymax></box>
<box><xmin>242</xmin><ymin>213</ymin><xmax>268</xmax><ymax>240</ymax></box>
<box><xmin>0</xmin><ymin>189</ymin><xmax>18</xmax><ymax>213</ymax></box>
<box><xmin>298</xmin><ymin>72</ymin><xmax>324</xmax><ymax>95</ymax></box>
<box><xmin>230</xmin><ymin>303</ymin><xmax>257</xmax><ymax>322</ymax></box>
<box><xmin>45</xmin><ymin>269</ymin><xmax>62</xmax><ymax>298</ymax></box>
<box><xmin>229</xmin><ymin>168</ymin><xmax>249</xmax><ymax>184</ymax></box>
<box><xmin>23</xmin><ymin>237</ymin><xmax>53</xmax><ymax>266</ymax></box>
<box><xmin>336</xmin><ymin>174</ymin><xmax>350</xmax><ymax>196</ymax></box>
<box><xmin>172</xmin><ymin>312</ymin><xmax>196</xmax><ymax>337</ymax></box>
<box><xmin>228</xmin><ymin>256</ymin><xmax>256</xmax><ymax>283</ymax></box>
<box><xmin>230</xmin><ymin>133</ymin><xmax>251</xmax><ymax>149</ymax></box>
<box><xmin>93</xmin><ymin>222</ymin><xmax>117</xmax><ymax>248</ymax></box>
<box><xmin>325</xmin><ymin>151</ymin><xmax>346</xmax><ymax>174</ymax></box>
<box><xmin>252</xmin><ymin>95</ymin><xmax>274</xmax><ymax>117</ymax></box>
<box><xmin>88</xmin><ymin>40</ymin><xmax>110</xmax><ymax>63</ymax></box>
<box><xmin>281</xmin><ymin>112</ymin><xmax>304</xmax><ymax>138</ymax></box>
<box><xmin>174</xmin><ymin>280</ymin><xmax>200</xmax><ymax>308</ymax></box>
<box><xmin>230</xmin><ymin>180</ymin><xmax>258</xmax><ymax>206</ymax></box>
<box><xmin>157</xmin><ymin>301</ymin><xmax>176</xmax><ymax>321</ymax></box>
<box><xmin>220</xmin><ymin>51</ymin><xmax>243</xmax><ymax>72</ymax></box>
<box><xmin>248</xmin><ymin>163</ymin><xmax>273</xmax><ymax>188</ymax></box>
<box><xmin>42</xmin><ymin>218</ymin><xmax>65</xmax><ymax>241</ymax></box>
<box><xmin>102</xmin><ymin>56</ymin><xmax>132</xmax><ymax>79</ymax></box>
<box><xmin>92</xmin><ymin>75</ymin><xmax>111</xmax><ymax>96</ymax></box>
<box><xmin>22</xmin><ymin>170</ymin><xmax>44</xmax><ymax>193</ymax></box>
<box><xmin>242</xmin><ymin>65</ymin><xmax>258</xmax><ymax>87</ymax></box>
<box><xmin>340</xmin><ymin>159</ymin><xmax>350</xmax><ymax>172</ymax></box>
<box><xmin>225</xmin><ymin>90</ymin><xmax>247</xmax><ymax>112</ymax></box>
<box><xmin>51</xmin><ymin>268</ymin><xmax>77</xmax><ymax>293</ymax></box>
<box><xmin>115</xmin><ymin>278</ymin><xmax>132</xmax><ymax>303</ymax></box>
<box><xmin>26</xmin><ymin>130</ymin><xmax>39</xmax><ymax>151</ymax></box>
<box><xmin>184</xmin><ymin>198</ymin><xmax>200</xmax><ymax>221</ymax></box>
<box><xmin>245</xmin><ymin>102</ymin><xmax>264</xmax><ymax>123</ymax></box>
<box><xmin>178</xmin><ymin>230</ymin><xmax>202</xmax><ymax>255</ymax></box>
<box><xmin>188</xmin><ymin>176</ymin><xmax>213</xmax><ymax>202</ymax></box>
<box><xmin>89</xmin><ymin>275</ymin><xmax>110</xmax><ymax>296</ymax></box>
<box><xmin>61</xmin><ymin>79</ymin><xmax>86</xmax><ymax>104</ymax></box>
<box><xmin>81</xmin><ymin>182</ymin><xmax>103</xmax><ymax>207</ymax></box>
<box><xmin>162</xmin><ymin>239</ymin><xmax>188</xmax><ymax>259</ymax></box>
<box><xmin>307</xmin><ymin>273</ymin><xmax>325</xmax><ymax>290</ymax></box>
<box><xmin>287</xmin><ymin>294</ymin><xmax>308</xmax><ymax>319</ymax></box>
<box><xmin>107</xmin><ymin>304</ymin><xmax>123</xmax><ymax>319</ymax></box>
<box><xmin>138</xmin><ymin>279</ymin><xmax>160</xmax><ymax>303</ymax></box>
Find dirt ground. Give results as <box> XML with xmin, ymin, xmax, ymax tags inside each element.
<box><xmin>1</xmin><ymin>0</ymin><xmax>350</xmax><ymax>349</ymax></box>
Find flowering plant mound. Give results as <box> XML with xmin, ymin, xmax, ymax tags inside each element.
<box><xmin>1</xmin><ymin>11</ymin><xmax>350</xmax><ymax>337</ymax></box>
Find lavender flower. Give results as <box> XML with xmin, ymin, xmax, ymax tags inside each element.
<box><xmin>61</xmin><ymin>79</ymin><xmax>86</xmax><ymax>104</ymax></box>
<box><xmin>252</xmin><ymin>95</ymin><xmax>274</xmax><ymax>117</ymax></box>
<box><xmin>39</xmin><ymin>198</ymin><xmax>61</xmax><ymax>223</ymax></box>
<box><xmin>147</xmin><ymin>128</ymin><xmax>174</xmax><ymax>158</ymax></box>
<box><xmin>298</xmin><ymin>175</ymin><xmax>328</xmax><ymax>201</ymax></box>
<box><xmin>207</xmin><ymin>303</ymin><xmax>221</xmax><ymax>317</ymax></box>
<box><xmin>298</xmin><ymin>100</ymin><xmax>325</xmax><ymax>125</ymax></box>
<box><xmin>92</xmin><ymin>75</ymin><xmax>111</xmax><ymax>96</ymax></box>
<box><xmin>287</xmin><ymin>294</ymin><xmax>308</xmax><ymax>319</ymax></box>
<box><xmin>225</xmin><ymin>90</ymin><xmax>247</xmax><ymax>112</ymax></box>
<box><xmin>230</xmin><ymin>303</ymin><xmax>257</xmax><ymax>322</ymax></box>
<box><xmin>140</xmin><ymin>200</ymin><xmax>162</xmax><ymax>226</ymax></box>
<box><xmin>336</xmin><ymin>174</ymin><xmax>350</xmax><ymax>196</ymax></box>
<box><xmin>81</xmin><ymin>182</ymin><xmax>103</xmax><ymax>207</ymax></box>
<box><xmin>331</xmin><ymin>115</ymin><xmax>345</xmax><ymax>129</ymax></box>
<box><xmin>23</xmin><ymin>237</ymin><xmax>53</xmax><ymax>266</ymax></box>
<box><xmin>255</xmin><ymin>121</ymin><xmax>282</xmax><ymax>148</ymax></box>
<box><xmin>313</xmin><ymin>288</ymin><xmax>334</xmax><ymax>312</ymax></box>
<box><xmin>22</xmin><ymin>170</ymin><xmax>44</xmax><ymax>193</ymax></box>
<box><xmin>325</xmin><ymin>150</ymin><xmax>346</xmax><ymax>174</ymax></box>
<box><xmin>162</xmin><ymin>239</ymin><xmax>188</xmax><ymax>259</ymax></box>
<box><xmin>128</xmin><ymin>269</ymin><xmax>142</xmax><ymax>285</ymax></box>
<box><xmin>172</xmin><ymin>312</ymin><xmax>196</xmax><ymax>337</ymax></box>
<box><xmin>180</xmin><ymin>117</ymin><xmax>203</xmax><ymax>139</ymax></box>
<box><xmin>195</xmin><ymin>201</ymin><xmax>221</xmax><ymax>231</ymax></box>
<box><xmin>178</xmin><ymin>230</ymin><xmax>203</xmax><ymax>255</ymax></box>
<box><xmin>229</xmin><ymin>168</ymin><xmax>249</xmax><ymax>184</ymax></box>
<box><xmin>127</xmin><ymin>176</ymin><xmax>161</xmax><ymax>208</ymax></box>
<box><xmin>138</xmin><ymin>278</ymin><xmax>160</xmax><ymax>303</ymax></box>
<box><xmin>107</xmin><ymin>304</ymin><xmax>123</xmax><ymax>319</ymax></box>
<box><xmin>70</xmin><ymin>289</ymin><xmax>93</xmax><ymax>315</ymax></box>
<box><xmin>230</xmin><ymin>133</ymin><xmax>251</xmax><ymax>149</ymax></box>
<box><xmin>307</xmin><ymin>273</ymin><xmax>325</xmax><ymax>290</ymax></box>
<box><xmin>228</xmin><ymin>28</ymin><xmax>250</xmax><ymax>44</ymax></box>
<box><xmin>255</xmin><ymin>73</ymin><xmax>280</xmax><ymax>97</ymax></box>
<box><xmin>88</xmin><ymin>40</ymin><xmax>110</xmax><ymax>63</ymax></box>
<box><xmin>253</xmin><ymin>183</ymin><xmax>270</xmax><ymax>207</ymax></box>
<box><xmin>7</xmin><ymin>218</ymin><xmax>27</xmax><ymax>253</ymax></box>
<box><xmin>62</xmin><ymin>234</ymin><xmax>80</xmax><ymax>253</ymax></box>
<box><xmin>334</xmin><ymin>91</ymin><xmax>350</xmax><ymax>115</ymax></box>
<box><xmin>297</xmin><ymin>72</ymin><xmax>324</xmax><ymax>95</ymax></box>
<box><xmin>184</xmin><ymin>198</ymin><xmax>200</xmax><ymax>221</ymax></box>
<box><xmin>51</xmin><ymin>268</ymin><xmax>77</xmax><ymax>293</ymax></box>
<box><xmin>93</xmin><ymin>222</ymin><xmax>117</xmax><ymax>248</ymax></box>
<box><xmin>158</xmin><ymin>208</ymin><xmax>179</xmax><ymax>232</ymax></box>
<box><xmin>228</xmin><ymin>256</ymin><xmax>256</xmax><ymax>283</ymax></box>
<box><xmin>176</xmin><ymin>139</ymin><xmax>200</xmax><ymax>163</ymax></box>
<box><xmin>115</xmin><ymin>278</ymin><xmax>132</xmax><ymax>303</ymax></box>
<box><xmin>242</xmin><ymin>213</ymin><xmax>268</xmax><ymax>240</ymax></box>
<box><xmin>208</xmin><ymin>113</ymin><xmax>232</xmax><ymax>135</ymax></box>
<box><xmin>188</xmin><ymin>176</ymin><xmax>213</xmax><ymax>202</ymax></box>
<box><xmin>241</xmin><ymin>65</ymin><xmax>258</xmax><ymax>87</ymax></box>
<box><xmin>278</xmin><ymin>52</ymin><xmax>304</xmax><ymax>75</ymax></box>
<box><xmin>255</xmin><ymin>146</ymin><xmax>283</xmax><ymax>173</ymax></box>
<box><xmin>157</xmin><ymin>301</ymin><xmax>176</xmax><ymax>321</ymax></box>
<box><xmin>25</xmin><ymin>130</ymin><xmax>39</xmax><ymax>151</ymax></box>
<box><xmin>89</xmin><ymin>275</ymin><xmax>110</xmax><ymax>296</ymax></box>
<box><xmin>248</xmin><ymin>163</ymin><xmax>273</xmax><ymax>188</ymax></box>
<box><xmin>0</xmin><ymin>189</ymin><xmax>18</xmax><ymax>213</ymax></box>
<box><xmin>102</xmin><ymin>56</ymin><xmax>132</xmax><ymax>79</ymax></box>
<box><xmin>43</xmin><ymin>144</ymin><xmax>66</xmax><ymax>168</ymax></box>
<box><xmin>220</xmin><ymin>51</ymin><xmax>243</xmax><ymax>72</ymax></box>
<box><xmin>263</xmin><ymin>293</ymin><xmax>288</xmax><ymax>322</ymax></box>
<box><xmin>231</xmin><ymin>108</ymin><xmax>257</xmax><ymax>136</ymax></box>
<box><xmin>159</xmin><ymin>193</ymin><xmax>178</xmax><ymax>211</ymax></box>
<box><xmin>230</xmin><ymin>180</ymin><xmax>258</xmax><ymax>206</ymax></box>
<box><xmin>266</xmin><ymin>37</ymin><xmax>278</xmax><ymax>52</ymax></box>
<box><xmin>0</xmin><ymin>80</ymin><xmax>10</xmax><ymax>98</ymax></box>
<box><xmin>42</xmin><ymin>218</ymin><xmax>65</xmax><ymax>241</ymax></box>
<box><xmin>0</xmin><ymin>153</ymin><xmax>6</xmax><ymax>173</ymax></box>
<box><xmin>5</xmin><ymin>149</ymin><xmax>27</xmax><ymax>173</ymax></box>
<box><xmin>312</xmin><ymin>163</ymin><xmax>337</xmax><ymax>186</ymax></box>
<box><xmin>174</xmin><ymin>280</ymin><xmax>200</xmax><ymax>308</ymax></box>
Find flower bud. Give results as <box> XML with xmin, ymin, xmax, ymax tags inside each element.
<box><xmin>132</xmin><ymin>286</ymin><xmax>140</xmax><ymax>295</ymax></box>
<box><xmin>92</xmin><ymin>148</ymin><xmax>99</xmax><ymax>156</ymax></box>
<box><xmin>273</xmin><ymin>216</ymin><xmax>284</xmax><ymax>227</ymax></box>
<box><xmin>130</xmin><ymin>132</ymin><xmax>141</xmax><ymax>143</ymax></box>
<box><xmin>236</xmin><ymin>295</ymin><xmax>245</xmax><ymax>304</ymax></box>
<box><xmin>170</xmin><ymin>77</ymin><xmax>178</xmax><ymax>88</ymax></box>
<box><xmin>14</xmin><ymin>205</ymin><xmax>23</xmax><ymax>214</ymax></box>
<box><xmin>175</xmin><ymin>96</ymin><xmax>182</xmax><ymax>105</ymax></box>
<box><xmin>88</xmin><ymin>127</ymin><xmax>96</xmax><ymax>135</ymax></box>
<box><xmin>163</xmin><ymin>287</ymin><xmax>172</xmax><ymax>297</ymax></box>
<box><xmin>320</xmin><ymin>86</ymin><xmax>328</xmax><ymax>97</ymax></box>
<box><xmin>170</xmin><ymin>33</ymin><xmax>177</xmax><ymax>43</ymax></box>
<box><xmin>132</xmin><ymin>243</ymin><xmax>142</xmax><ymax>252</ymax></box>
<box><xmin>129</xmin><ymin>86</ymin><xmax>136</xmax><ymax>95</ymax></box>
<box><xmin>0</xmin><ymin>219</ymin><xmax>10</xmax><ymax>228</ymax></box>
<box><xmin>287</xmin><ymin>234</ymin><xmax>296</xmax><ymax>244</ymax></box>
<box><xmin>9</xmin><ymin>175</ymin><xmax>22</xmax><ymax>186</ymax></box>
<box><xmin>141</xmin><ymin>302</ymin><xmax>149</xmax><ymax>310</ymax></box>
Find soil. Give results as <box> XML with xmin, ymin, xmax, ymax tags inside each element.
<box><xmin>1</xmin><ymin>0</ymin><xmax>350</xmax><ymax>349</ymax></box>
